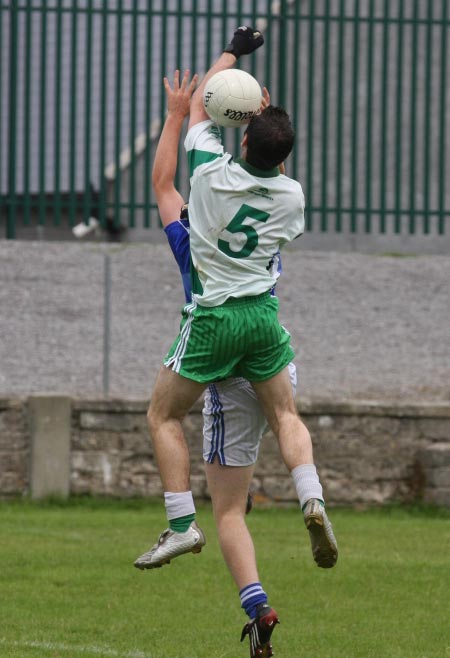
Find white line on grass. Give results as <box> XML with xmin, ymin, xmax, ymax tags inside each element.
<box><xmin>0</xmin><ymin>638</ymin><xmax>150</xmax><ymax>658</ymax></box>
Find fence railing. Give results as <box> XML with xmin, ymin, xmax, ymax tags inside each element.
<box><xmin>1</xmin><ymin>0</ymin><xmax>449</xmax><ymax>239</ymax></box>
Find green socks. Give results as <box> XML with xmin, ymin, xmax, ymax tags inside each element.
<box><xmin>169</xmin><ymin>513</ymin><xmax>195</xmax><ymax>533</ymax></box>
<box><xmin>301</xmin><ymin>498</ymin><xmax>325</xmax><ymax>512</ymax></box>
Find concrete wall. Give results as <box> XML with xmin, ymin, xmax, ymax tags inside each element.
<box><xmin>1</xmin><ymin>395</ymin><xmax>449</xmax><ymax>507</ymax></box>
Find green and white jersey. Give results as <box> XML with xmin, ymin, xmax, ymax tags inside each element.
<box><xmin>184</xmin><ymin>119</ymin><xmax>305</xmax><ymax>307</ymax></box>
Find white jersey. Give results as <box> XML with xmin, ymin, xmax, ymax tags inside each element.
<box><xmin>184</xmin><ymin>120</ymin><xmax>305</xmax><ymax>307</ymax></box>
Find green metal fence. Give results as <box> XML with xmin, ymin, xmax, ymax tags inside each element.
<box><xmin>1</xmin><ymin>0</ymin><xmax>449</xmax><ymax>239</ymax></box>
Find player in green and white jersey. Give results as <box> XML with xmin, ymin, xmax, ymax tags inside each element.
<box><xmin>183</xmin><ymin>118</ymin><xmax>304</xmax><ymax>306</ymax></box>
<box><xmin>134</xmin><ymin>28</ymin><xmax>338</xmax><ymax>658</ymax></box>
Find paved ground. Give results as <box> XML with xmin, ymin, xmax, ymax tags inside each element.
<box><xmin>1</xmin><ymin>240</ymin><xmax>449</xmax><ymax>402</ymax></box>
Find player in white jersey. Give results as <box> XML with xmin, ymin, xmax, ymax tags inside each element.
<box><xmin>134</xmin><ymin>28</ymin><xmax>338</xmax><ymax>658</ymax></box>
<box><xmin>183</xmin><ymin>124</ymin><xmax>304</xmax><ymax>307</ymax></box>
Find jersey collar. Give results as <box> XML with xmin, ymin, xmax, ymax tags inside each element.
<box><xmin>235</xmin><ymin>158</ymin><xmax>280</xmax><ymax>178</ymax></box>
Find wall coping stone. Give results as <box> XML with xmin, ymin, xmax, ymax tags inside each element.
<box><xmin>71</xmin><ymin>397</ymin><xmax>450</xmax><ymax>419</ymax></box>
<box><xmin>72</xmin><ymin>397</ymin><xmax>205</xmax><ymax>413</ymax></box>
<box><xmin>72</xmin><ymin>398</ymin><xmax>149</xmax><ymax>413</ymax></box>
<box><xmin>298</xmin><ymin>398</ymin><xmax>450</xmax><ymax>418</ymax></box>
<box><xmin>3</xmin><ymin>396</ymin><xmax>450</xmax><ymax>419</ymax></box>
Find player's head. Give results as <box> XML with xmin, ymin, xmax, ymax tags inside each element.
<box><xmin>243</xmin><ymin>106</ymin><xmax>295</xmax><ymax>171</ymax></box>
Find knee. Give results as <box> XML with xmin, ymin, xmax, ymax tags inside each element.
<box><xmin>211</xmin><ymin>498</ymin><xmax>248</xmax><ymax>525</ymax></box>
<box><xmin>147</xmin><ymin>402</ymin><xmax>160</xmax><ymax>435</ymax></box>
<box><xmin>271</xmin><ymin>407</ymin><xmax>299</xmax><ymax>436</ymax></box>
<box><xmin>214</xmin><ymin>509</ymin><xmax>247</xmax><ymax>536</ymax></box>
<box><xmin>147</xmin><ymin>400</ymin><xmax>183</xmax><ymax>435</ymax></box>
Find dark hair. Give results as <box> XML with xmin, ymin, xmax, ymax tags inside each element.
<box><xmin>245</xmin><ymin>106</ymin><xmax>295</xmax><ymax>171</ymax></box>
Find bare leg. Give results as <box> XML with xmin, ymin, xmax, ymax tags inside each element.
<box><xmin>148</xmin><ymin>366</ymin><xmax>206</xmax><ymax>492</ymax></box>
<box><xmin>134</xmin><ymin>367</ymin><xmax>207</xmax><ymax>570</ymax></box>
<box><xmin>252</xmin><ymin>367</ymin><xmax>338</xmax><ymax>568</ymax></box>
<box><xmin>251</xmin><ymin>367</ymin><xmax>313</xmax><ymax>469</ymax></box>
<box><xmin>205</xmin><ymin>460</ymin><xmax>259</xmax><ymax>590</ymax></box>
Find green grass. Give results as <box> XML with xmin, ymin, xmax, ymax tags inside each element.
<box><xmin>0</xmin><ymin>499</ymin><xmax>449</xmax><ymax>658</ymax></box>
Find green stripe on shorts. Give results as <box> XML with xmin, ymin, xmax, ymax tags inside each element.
<box><xmin>164</xmin><ymin>293</ymin><xmax>294</xmax><ymax>383</ymax></box>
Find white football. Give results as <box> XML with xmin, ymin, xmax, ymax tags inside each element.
<box><xmin>203</xmin><ymin>69</ymin><xmax>262</xmax><ymax>128</ymax></box>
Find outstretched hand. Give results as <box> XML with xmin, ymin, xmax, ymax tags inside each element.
<box><xmin>224</xmin><ymin>26</ymin><xmax>264</xmax><ymax>58</ymax></box>
<box><xmin>164</xmin><ymin>69</ymin><xmax>199</xmax><ymax>118</ymax></box>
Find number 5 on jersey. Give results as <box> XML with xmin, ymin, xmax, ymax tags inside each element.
<box><xmin>218</xmin><ymin>204</ymin><xmax>270</xmax><ymax>259</ymax></box>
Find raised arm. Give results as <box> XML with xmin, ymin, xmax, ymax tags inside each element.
<box><xmin>152</xmin><ymin>70</ymin><xmax>198</xmax><ymax>227</ymax></box>
<box><xmin>188</xmin><ymin>26</ymin><xmax>264</xmax><ymax>129</ymax></box>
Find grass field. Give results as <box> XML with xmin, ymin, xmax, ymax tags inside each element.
<box><xmin>0</xmin><ymin>498</ymin><xmax>449</xmax><ymax>658</ymax></box>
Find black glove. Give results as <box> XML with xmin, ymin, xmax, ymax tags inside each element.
<box><xmin>180</xmin><ymin>203</ymin><xmax>189</xmax><ymax>220</ymax></box>
<box><xmin>224</xmin><ymin>26</ymin><xmax>264</xmax><ymax>59</ymax></box>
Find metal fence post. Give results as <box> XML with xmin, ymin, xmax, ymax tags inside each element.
<box><xmin>103</xmin><ymin>253</ymin><xmax>111</xmax><ymax>397</ymax></box>
<box><xmin>7</xmin><ymin>1</ymin><xmax>19</xmax><ymax>239</ymax></box>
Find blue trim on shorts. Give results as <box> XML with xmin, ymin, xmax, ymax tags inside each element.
<box><xmin>207</xmin><ymin>384</ymin><xmax>226</xmax><ymax>465</ymax></box>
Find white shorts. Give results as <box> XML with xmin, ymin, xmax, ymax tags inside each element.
<box><xmin>202</xmin><ymin>362</ymin><xmax>297</xmax><ymax>466</ymax></box>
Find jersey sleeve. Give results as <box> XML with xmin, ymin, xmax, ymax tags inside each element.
<box><xmin>164</xmin><ymin>219</ymin><xmax>192</xmax><ymax>303</ymax></box>
<box><xmin>281</xmin><ymin>186</ymin><xmax>305</xmax><ymax>244</ymax></box>
<box><xmin>184</xmin><ymin>120</ymin><xmax>224</xmax><ymax>178</ymax></box>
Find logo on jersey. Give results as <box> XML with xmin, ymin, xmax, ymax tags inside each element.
<box><xmin>208</xmin><ymin>124</ymin><xmax>222</xmax><ymax>140</ymax></box>
<box><xmin>250</xmin><ymin>186</ymin><xmax>273</xmax><ymax>201</ymax></box>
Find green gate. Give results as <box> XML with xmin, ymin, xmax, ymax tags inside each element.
<box><xmin>1</xmin><ymin>1</ymin><xmax>449</xmax><ymax>239</ymax></box>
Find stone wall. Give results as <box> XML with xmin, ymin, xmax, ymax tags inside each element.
<box><xmin>1</xmin><ymin>396</ymin><xmax>450</xmax><ymax>507</ymax></box>
<box><xmin>0</xmin><ymin>397</ymin><xmax>29</xmax><ymax>494</ymax></box>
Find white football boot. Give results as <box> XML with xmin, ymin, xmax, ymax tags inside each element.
<box><xmin>134</xmin><ymin>521</ymin><xmax>206</xmax><ymax>570</ymax></box>
<box><xmin>303</xmin><ymin>498</ymin><xmax>338</xmax><ymax>568</ymax></box>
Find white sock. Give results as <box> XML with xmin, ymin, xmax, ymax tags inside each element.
<box><xmin>291</xmin><ymin>464</ymin><xmax>324</xmax><ymax>510</ymax></box>
<box><xmin>164</xmin><ymin>491</ymin><xmax>196</xmax><ymax>520</ymax></box>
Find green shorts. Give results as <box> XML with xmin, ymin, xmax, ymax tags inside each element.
<box><xmin>164</xmin><ymin>292</ymin><xmax>294</xmax><ymax>383</ymax></box>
